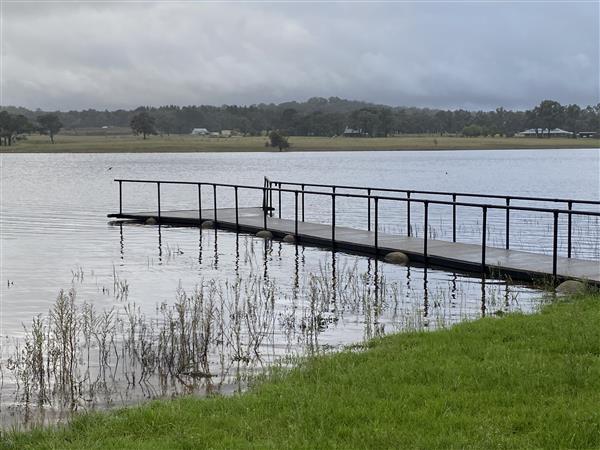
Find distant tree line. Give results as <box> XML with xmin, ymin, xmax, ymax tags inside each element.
<box><xmin>2</xmin><ymin>98</ymin><xmax>599</xmax><ymax>143</ymax></box>
<box><xmin>0</xmin><ymin>111</ymin><xmax>62</xmax><ymax>145</ymax></box>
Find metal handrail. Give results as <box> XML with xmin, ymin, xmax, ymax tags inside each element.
<box><xmin>113</xmin><ymin>178</ymin><xmax>600</xmax><ymax>281</ymax></box>
<box><xmin>114</xmin><ymin>178</ymin><xmax>599</xmax><ymax>215</ymax></box>
<box><xmin>265</xmin><ymin>177</ymin><xmax>599</xmax><ymax>257</ymax></box>
<box><xmin>268</xmin><ymin>179</ymin><xmax>600</xmax><ymax>206</ymax></box>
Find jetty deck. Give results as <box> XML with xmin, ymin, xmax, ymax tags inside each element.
<box><xmin>109</xmin><ymin>207</ymin><xmax>600</xmax><ymax>284</ymax></box>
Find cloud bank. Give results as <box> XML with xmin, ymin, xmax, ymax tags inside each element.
<box><xmin>2</xmin><ymin>2</ymin><xmax>599</xmax><ymax>110</ymax></box>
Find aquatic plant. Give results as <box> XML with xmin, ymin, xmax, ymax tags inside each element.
<box><xmin>1</xmin><ymin>254</ymin><xmax>539</xmax><ymax>430</ymax></box>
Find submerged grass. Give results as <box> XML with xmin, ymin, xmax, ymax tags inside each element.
<box><xmin>3</xmin><ymin>291</ymin><xmax>599</xmax><ymax>449</ymax></box>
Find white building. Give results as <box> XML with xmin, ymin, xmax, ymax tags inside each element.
<box><xmin>191</xmin><ymin>128</ymin><xmax>209</xmax><ymax>136</ymax></box>
<box><xmin>343</xmin><ymin>126</ymin><xmax>364</xmax><ymax>137</ymax></box>
<box><xmin>517</xmin><ymin>128</ymin><xmax>573</xmax><ymax>137</ymax></box>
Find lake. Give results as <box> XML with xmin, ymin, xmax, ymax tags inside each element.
<box><xmin>0</xmin><ymin>148</ymin><xmax>598</xmax><ymax>426</ymax></box>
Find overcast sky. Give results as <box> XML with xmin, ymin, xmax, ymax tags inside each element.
<box><xmin>1</xmin><ymin>1</ymin><xmax>599</xmax><ymax>111</ymax></box>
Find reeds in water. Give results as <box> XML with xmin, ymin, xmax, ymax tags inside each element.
<box><xmin>1</xmin><ymin>261</ymin><xmax>535</xmax><ymax>428</ymax></box>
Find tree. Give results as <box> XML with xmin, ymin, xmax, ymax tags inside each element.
<box><xmin>462</xmin><ymin>124</ymin><xmax>484</xmax><ymax>137</ymax></box>
<box><xmin>564</xmin><ymin>104</ymin><xmax>581</xmax><ymax>138</ymax></box>
<box><xmin>280</xmin><ymin>108</ymin><xmax>298</xmax><ymax>134</ymax></box>
<box><xmin>37</xmin><ymin>113</ymin><xmax>62</xmax><ymax>144</ymax></box>
<box><xmin>154</xmin><ymin>111</ymin><xmax>176</xmax><ymax>136</ymax></box>
<box><xmin>582</xmin><ymin>104</ymin><xmax>600</xmax><ymax>133</ymax></box>
<box><xmin>435</xmin><ymin>110</ymin><xmax>453</xmax><ymax>135</ymax></box>
<box><xmin>0</xmin><ymin>112</ymin><xmax>33</xmax><ymax>146</ymax></box>
<box><xmin>268</xmin><ymin>130</ymin><xmax>289</xmax><ymax>151</ymax></box>
<box><xmin>377</xmin><ymin>108</ymin><xmax>395</xmax><ymax>136</ymax></box>
<box><xmin>349</xmin><ymin>108</ymin><xmax>379</xmax><ymax>137</ymax></box>
<box><xmin>130</xmin><ymin>112</ymin><xmax>156</xmax><ymax>139</ymax></box>
<box><xmin>533</xmin><ymin>100</ymin><xmax>565</xmax><ymax>137</ymax></box>
<box><xmin>0</xmin><ymin>111</ymin><xmax>11</xmax><ymax>145</ymax></box>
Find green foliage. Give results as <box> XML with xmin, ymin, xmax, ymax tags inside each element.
<box><xmin>37</xmin><ymin>114</ymin><xmax>63</xmax><ymax>144</ymax></box>
<box><xmin>462</xmin><ymin>124</ymin><xmax>484</xmax><ymax>137</ymax></box>
<box><xmin>0</xmin><ymin>111</ymin><xmax>33</xmax><ymax>146</ymax></box>
<box><xmin>533</xmin><ymin>100</ymin><xmax>565</xmax><ymax>137</ymax></box>
<box><xmin>3</xmin><ymin>98</ymin><xmax>599</xmax><ymax>139</ymax></box>
<box><xmin>154</xmin><ymin>110</ymin><xmax>176</xmax><ymax>135</ymax></box>
<box><xmin>268</xmin><ymin>130</ymin><xmax>289</xmax><ymax>151</ymax></box>
<box><xmin>4</xmin><ymin>292</ymin><xmax>600</xmax><ymax>449</ymax></box>
<box><xmin>129</xmin><ymin>111</ymin><xmax>156</xmax><ymax>139</ymax></box>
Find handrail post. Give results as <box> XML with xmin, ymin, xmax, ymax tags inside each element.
<box><xmin>234</xmin><ymin>186</ymin><xmax>239</xmax><ymax>230</ymax></box>
<box><xmin>331</xmin><ymin>192</ymin><xmax>336</xmax><ymax>248</ymax></box>
<box><xmin>213</xmin><ymin>184</ymin><xmax>217</xmax><ymax>223</ymax></box>
<box><xmin>263</xmin><ymin>187</ymin><xmax>268</xmax><ymax>230</ymax></box>
<box><xmin>482</xmin><ymin>206</ymin><xmax>487</xmax><ymax>273</ymax></box>
<box><xmin>294</xmin><ymin>191</ymin><xmax>299</xmax><ymax>238</ymax></box>
<box><xmin>423</xmin><ymin>201</ymin><xmax>428</xmax><ymax>264</ymax></box>
<box><xmin>198</xmin><ymin>183</ymin><xmax>202</xmax><ymax>222</ymax></box>
<box><xmin>505</xmin><ymin>197</ymin><xmax>510</xmax><ymax>250</ymax></box>
<box><xmin>118</xmin><ymin>180</ymin><xmax>123</xmax><ymax>215</ymax></box>
<box><xmin>374</xmin><ymin>197</ymin><xmax>379</xmax><ymax>255</ymax></box>
<box><xmin>278</xmin><ymin>182</ymin><xmax>282</xmax><ymax>218</ymax></box>
<box><xmin>269</xmin><ymin>181</ymin><xmax>273</xmax><ymax>217</ymax></box>
<box><xmin>553</xmin><ymin>210</ymin><xmax>559</xmax><ymax>282</ymax></box>
<box><xmin>367</xmin><ymin>188</ymin><xmax>371</xmax><ymax>231</ymax></box>
<box><xmin>567</xmin><ymin>201</ymin><xmax>572</xmax><ymax>258</ymax></box>
<box><xmin>452</xmin><ymin>194</ymin><xmax>457</xmax><ymax>242</ymax></box>
<box><xmin>407</xmin><ymin>191</ymin><xmax>411</xmax><ymax>237</ymax></box>
<box><xmin>157</xmin><ymin>182</ymin><xmax>161</xmax><ymax>222</ymax></box>
<box><xmin>301</xmin><ymin>184</ymin><xmax>305</xmax><ymax>222</ymax></box>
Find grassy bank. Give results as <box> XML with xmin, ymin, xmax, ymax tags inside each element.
<box><xmin>3</xmin><ymin>291</ymin><xmax>599</xmax><ymax>449</ymax></box>
<box><xmin>1</xmin><ymin>134</ymin><xmax>599</xmax><ymax>153</ymax></box>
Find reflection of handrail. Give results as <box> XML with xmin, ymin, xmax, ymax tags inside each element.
<box><xmin>113</xmin><ymin>178</ymin><xmax>600</xmax><ymax>282</ymax></box>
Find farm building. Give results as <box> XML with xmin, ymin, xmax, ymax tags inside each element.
<box><xmin>343</xmin><ymin>127</ymin><xmax>364</xmax><ymax>137</ymax></box>
<box><xmin>516</xmin><ymin>128</ymin><xmax>573</xmax><ymax>137</ymax></box>
<box><xmin>191</xmin><ymin>128</ymin><xmax>209</xmax><ymax>135</ymax></box>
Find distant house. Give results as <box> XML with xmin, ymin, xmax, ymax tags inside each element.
<box><xmin>343</xmin><ymin>126</ymin><xmax>364</xmax><ymax>137</ymax></box>
<box><xmin>220</xmin><ymin>130</ymin><xmax>232</xmax><ymax>137</ymax></box>
<box><xmin>191</xmin><ymin>128</ymin><xmax>209</xmax><ymax>136</ymax></box>
<box><xmin>578</xmin><ymin>131</ymin><xmax>598</xmax><ymax>138</ymax></box>
<box><xmin>517</xmin><ymin>128</ymin><xmax>573</xmax><ymax>137</ymax></box>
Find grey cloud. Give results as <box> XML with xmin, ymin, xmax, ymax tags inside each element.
<box><xmin>2</xmin><ymin>2</ymin><xmax>598</xmax><ymax>110</ymax></box>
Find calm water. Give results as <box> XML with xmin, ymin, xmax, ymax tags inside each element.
<box><xmin>0</xmin><ymin>148</ymin><xmax>598</xmax><ymax>425</ymax></box>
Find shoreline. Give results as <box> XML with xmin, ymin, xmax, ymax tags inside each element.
<box><xmin>1</xmin><ymin>135</ymin><xmax>598</xmax><ymax>154</ymax></box>
<box><xmin>4</xmin><ymin>291</ymin><xmax>599</xmax><ymax>448</ymax></box>
<box><xmin>2</xmin><ymin>146</ymin><xmax>599</xmax><ymax>154</ymax></box>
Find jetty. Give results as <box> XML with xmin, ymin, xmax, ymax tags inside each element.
<box><xmin>108</xmin><ymin>178</ymin><xmax>600</xmax><ymax>284</ymax></box>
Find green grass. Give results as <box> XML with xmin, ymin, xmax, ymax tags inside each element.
<box><xmin>3</xmin><ymin>292</ymin><xmax>600</xmax><ymax>449</ymax></box>
<box><xmin>2</xmin><ymin>134</ymin><xmax>598</xmax><ymax>153</ymax></box>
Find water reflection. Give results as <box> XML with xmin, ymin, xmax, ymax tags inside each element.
<box><xmin>157</xmin><ymin>224</ymin><xmax>162</xmax><ymax>263</ymax></box>
<box><xmin>119</xmin><ymin>222</ymin><xmax>124</xmax><ymax>261</ymax></box>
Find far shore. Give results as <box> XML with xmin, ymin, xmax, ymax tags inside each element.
<box><xmin>1</xmin><ymin>134</ymin><xmax>598</xmax><ymax>154</ymax></box>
